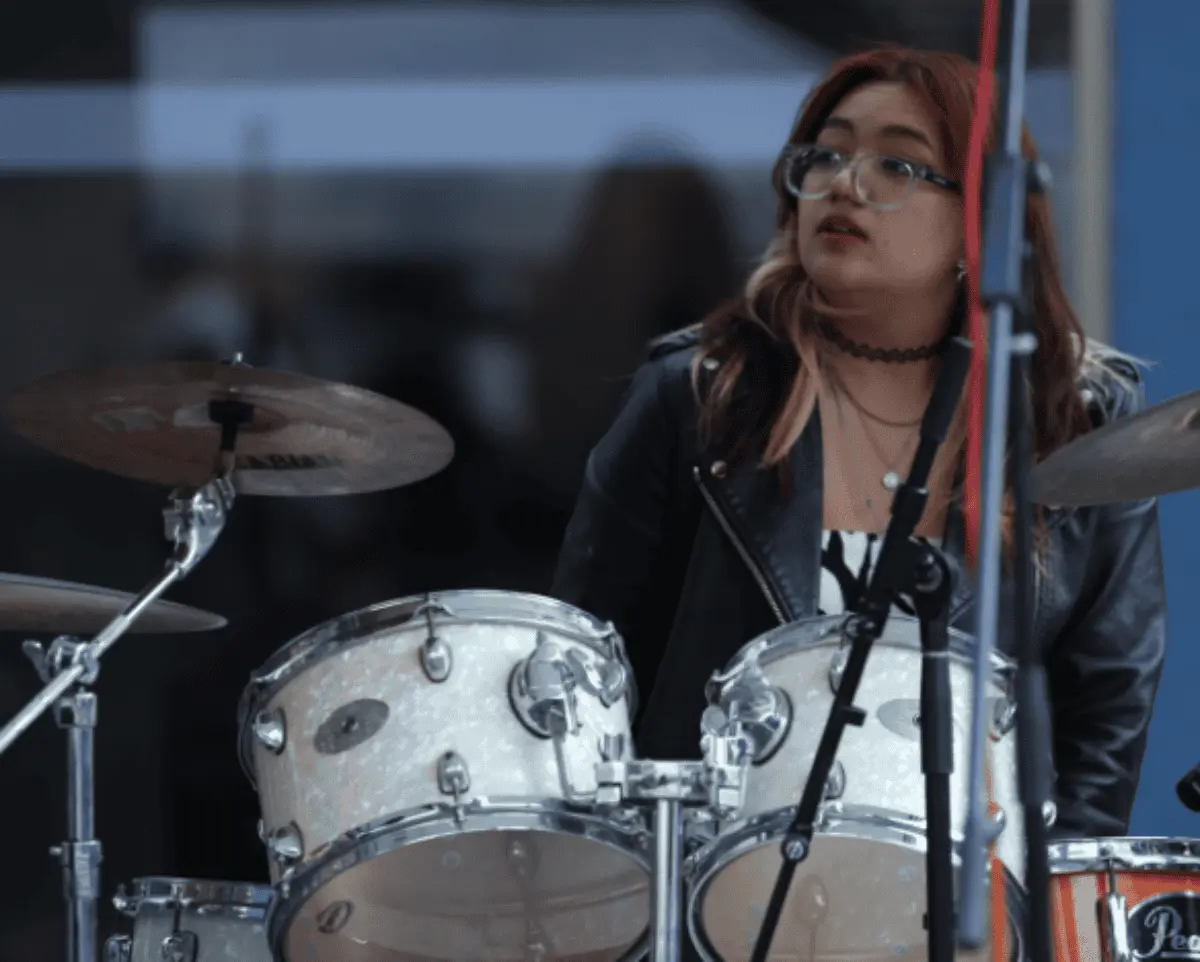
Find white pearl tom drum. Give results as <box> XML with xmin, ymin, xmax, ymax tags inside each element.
<box><xmin>238</xmin><ymin>590</ymin><xmax>650</xmax><ymax>962</ymax></box>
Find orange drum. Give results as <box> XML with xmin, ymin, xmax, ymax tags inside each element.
<box><xmin>1048</xmin><ymin>837</ymin><xmax>1200</xmax><ymax>962</ymax></box>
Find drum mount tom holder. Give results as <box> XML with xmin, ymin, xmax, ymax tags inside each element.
<box><xmin>0</xmin><ymin>399</ymin><xmax>250</xmax><ymax>962</ymax></box>
<box><xmin>596</xmin><ymin>735</ymin><xmax>747</xmax><ymax>962</ymax></box>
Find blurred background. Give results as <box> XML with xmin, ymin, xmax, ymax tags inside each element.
<box><xmin>0</xmin><ymin>0</ymin><xmax>1196</xmax><ymax>955</ymax></box>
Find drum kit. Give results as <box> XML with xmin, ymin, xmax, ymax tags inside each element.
<box><xmin>0</xmin><ymin>352</ymin><xmax>1196</xmax><ymax>962</ymax></box>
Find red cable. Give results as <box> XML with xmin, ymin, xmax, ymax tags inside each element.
<box><xmin>964</xmin><ymin>0</ymin><xmax>1004</xmax><ymax>567</ymax></box>
<box><xmin>965</xmin><ymin>7</ymin><xmax>1007</xmax><ymax>957</ymax></box>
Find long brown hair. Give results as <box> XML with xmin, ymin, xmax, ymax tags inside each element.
<box><xmin>694</xmin><ymin>46</ymin><xmax>1092</xmax><ymax>483</ymax></box>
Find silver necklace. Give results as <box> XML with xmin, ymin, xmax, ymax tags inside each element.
<box><xmin>825</xmin><ymin>371</ymin><xmax>923</xmax><ymax>496</ymax></box>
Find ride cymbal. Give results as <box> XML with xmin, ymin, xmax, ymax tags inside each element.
<box><xmin>0</xmin><ymin>573</ymin><xmax>226</xmax><ymax>635</ymax></box>
<box><xmin>2</xmin><ymin>360</ymin><xmax>455</xmax><ymax>497</ymax></box>
<box><xmin>1030</xmin><ymin>390</ymin><xmax>1200</xmax><ymax>506</ymax></box>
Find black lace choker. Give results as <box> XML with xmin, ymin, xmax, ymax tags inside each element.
<box><xmin>817</xmin><ymin>318</ymin><xmax>946</xmax><ymax>363</ymax></box>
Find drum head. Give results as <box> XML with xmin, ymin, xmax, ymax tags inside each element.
<box><xmin>692</xmin><ymin>835</ymin><xmax>1022</xmax><ymax>962</ymax></box>
<box><xmin>278</xmin><ymin>828</ymin><xmax>649</xmax><ymax>962</ymax></box>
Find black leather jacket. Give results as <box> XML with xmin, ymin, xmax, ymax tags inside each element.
<box><xmin>552</xmin><ymin>328</ymin><xmax>1167</xmax><ymax>839</ymax></box>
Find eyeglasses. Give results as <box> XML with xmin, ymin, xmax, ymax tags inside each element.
<box><xmin>781</xmin><ymin>144</ymin><xmax>961</xmax><ymax>211</ymax></box>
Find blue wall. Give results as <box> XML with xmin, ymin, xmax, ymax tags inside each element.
<box><xmin>1115</xmin><ymin>0</ymin><xmax>1200</xmax><ymax>838</ymax></box>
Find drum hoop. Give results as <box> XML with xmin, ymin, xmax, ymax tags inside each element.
<box><xmin>685</xmin><ymin>803</ymin><xmax>1024</xmax><ymax>962</ymax></box>
<box><xmin>685</xmin><ymin>804</ymin><xmax>954</xmax><ymax>962</ymax></box>
<box><xmin>252</xmin><ymin>590</ymin><xmax>622</xmax><ymax>687</ymax></box>
<box><xmin>116</xmin><ymin>877</ymin><xmax>273</xmax><ymax>919</ymax></box>
<box><xmin>235</xmin><ymin>590</ymin><xmax>636</xmax><ymax>787</ymax></box>
<box><xmin>1047</xmin><ymin>837</ymin><xmax>1200</xmax><ymax>873</ymax></box>
<box><xmin>267</xmin><ymin>799</ymin><xmax>652</xmax><ymax>962</ymax></box>
<box><xmin>719</xmin><ymin>614</ymin><xmax>1014</xmax><ymax>679</ymax></box>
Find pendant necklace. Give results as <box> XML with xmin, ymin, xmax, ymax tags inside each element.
<box><xmin>834</xmin><ymin>382</ymin><xmax>922</xmax><ymax>506</ymax></box>
<box><xmin>828</xmin><ymin>390</ymin><xmax>895</xmax><ymax>523</ymax></box>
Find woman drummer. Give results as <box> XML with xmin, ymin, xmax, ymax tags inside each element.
<box><xmin>551</xmin><ymin>46</ymin><xmax>1166</xmax><ymax>852</ymax></box>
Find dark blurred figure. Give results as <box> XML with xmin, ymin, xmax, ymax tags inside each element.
<box><xmin>526</xmin><ymin>149</ymin><xmax>740</xmax><ymax>510</ymax></box>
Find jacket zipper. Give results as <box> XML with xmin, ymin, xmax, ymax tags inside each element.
<box><xmin>692</xmin><ymin>465</ymin><xmax>789</xmax><ymax>625</ymax></box>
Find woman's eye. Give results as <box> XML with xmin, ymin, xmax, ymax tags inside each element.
<box><xmin>880</xmin><ymin>157</ymin><xmax>915</xmax><ymax>176</ymax></box>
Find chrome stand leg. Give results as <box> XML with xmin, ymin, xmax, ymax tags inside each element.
<box><xmin>651</xmin><ymin>797</ymin><xmax>684</xmax><ymax>962</ymax></box>
<box><xmin>55</xmin><ymin>687</ymin><xmax>101</xmax><ymax>962</ymax></box>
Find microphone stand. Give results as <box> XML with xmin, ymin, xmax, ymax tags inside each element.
<box><xmin>747</xmin><ymin>338</ymin><xmax>972</xmax><ymax>962</ymax></box>
<box><xmin>958</xmin><ymin>3</ymin><xmax>1057</xmax><ymax>962</ymax></box>
<box><xmin>912</xmin><ymin>543</ymin><xmax>958</xmax><ymax>962</ymax></box>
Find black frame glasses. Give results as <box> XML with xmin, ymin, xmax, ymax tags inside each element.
<box><xmin>781</xmin><ymin>143</ymin><xmax>961</xmax><ymax>211</ymax></box>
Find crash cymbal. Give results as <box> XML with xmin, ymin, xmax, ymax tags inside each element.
<box><xmin>0</xmin><ymin>573</ymin><xmax>226</xmax><ymax>635</ymax></box>
<box><xmin>2</xmin><ymin>360</ymin><xmax>454</xmax><ymax>496</ymax></box>
<box><xmin>1030</xmin><ymin>390</ymin><xmax>1200</xmax><ymax>506</ymax></box>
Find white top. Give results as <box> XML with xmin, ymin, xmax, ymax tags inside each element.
<box><xmin>819</xmin><ymin>530</ymin><xmax>942</xmax><ymax>617</ymax></box>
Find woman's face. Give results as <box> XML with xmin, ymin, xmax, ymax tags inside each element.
<box><xmin>794</xmin><ymin>81</ymin><xmax>963</xmax><ymax>305</ymax></box>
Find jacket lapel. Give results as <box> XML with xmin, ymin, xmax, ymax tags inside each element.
<box><xmin>704</xmin><ymin>407</ymin><xmax>824</xmax><ymax>621</ymax></box>
<box><xmin>701</xmin><ymin>398</ymin><xmax>980</xmax><ymax>628</ymax></box>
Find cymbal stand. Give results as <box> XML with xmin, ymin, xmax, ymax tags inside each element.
<box><xmin>22</xmin><ymin>637</ymin><xmax>101</xmax><ymax>962</ymax></box>
<box><xmin>0</xmin><ymin>476</ymin><xmax>235</xmax><ymax>962</ymax></box>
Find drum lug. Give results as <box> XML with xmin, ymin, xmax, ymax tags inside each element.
<box><xmin>252</xmin><ymin>707</ymin><xmax>287</xmax><ymax>754</ymax></box>
<box><xmin>419</xmin><ymin>635</ymin><xmax>453</xmax><ymax>683</ymax></box>
<box><xmin>267</xmin><ymin>822</ymin><xmax>304</xmax><ymax>866</ymax></box>
<box><xmin>160</xmin><ymin>931</ymin><xmax>198</xmax><ymax>962</ymax></box>
<box><xmin>437</xmin><ymin>750</ymin><xmax>471</xmax><ymax>800</ymax></box>
<box><xmin>828</xmin><ymin>646</ymin><xmax>848</xmax><ymax>694</ymax></box>
<box><xmin>1042</xmin><ymin>799</ymin><xmax>1057</xmax><ymax>827</ymax></box>
<box><xmin>104</xmin><ymin>935</ymin><xmax>132</xmax><ymax>962</ymax></box>
<box><xmin>415</xmin><ymin>597</ymin><xmax>455</xmax><ymax>682</ymax></box>
<box><xmin>990</xmin><ymin>695</ymin><xmax>1017</xmax><ymax>740</ymax></box>
<box><xmin>824</xmin><ymin>760</ymin><xmax>846</xmax><ymax>801</ymax></box>
<box><xmin>599</xmin><ymin>732</ymin><xmax>629</xmax><ymax>762</ymax></box>
<box><xmin>814</xmin><ymin>800</ymin><xmax>843</xmax><ymax>832</ymax></box>
<box><xmin>986</xmin><ymin>806</ymin><xmax>1007</xmax><ymax>842</ymax></box>
<box><xmin>1098</xmin><ymin>888</ymin><xmax>1132</xmax><ymax>962</ymax></box>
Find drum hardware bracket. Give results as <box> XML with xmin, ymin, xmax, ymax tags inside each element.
<box><xmin>745</xmin><ymin>337</ymin><xmax>973</xmax><ymax>962</ymax></box>
<box><xmin>704</xmin><ymin>661</ymin><xmax>792</xmax><ymax>764</ymax></box>
<box><xmin>595</xmin><ymin>756</ymin><xmax>747</xmax><ymax>962</ymax></box>
<box><xmin>510</xmin><ymin>634</ymin><xmax>630</xmax><ymax>803</ymax></box>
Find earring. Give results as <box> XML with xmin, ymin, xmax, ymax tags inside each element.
<box><xmin>956</xmin><ymin>259</ymin><xmax>966</xmax><ymax>282</ymax></box>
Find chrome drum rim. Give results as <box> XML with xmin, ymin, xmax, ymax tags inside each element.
<box><xmin>1048</xmin><ymin>837</ymin><xmax>1200</xmax><ymax>874</ymax></box>
<box><xmin>267</xmin><ymin>799</ymin><xmax>652</xmax><ymax>962</ymax></box>
<box><xmin>685</xmin><ymin>804</ymin><xmax>1026</xmax><ymax>962</ymax></box>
